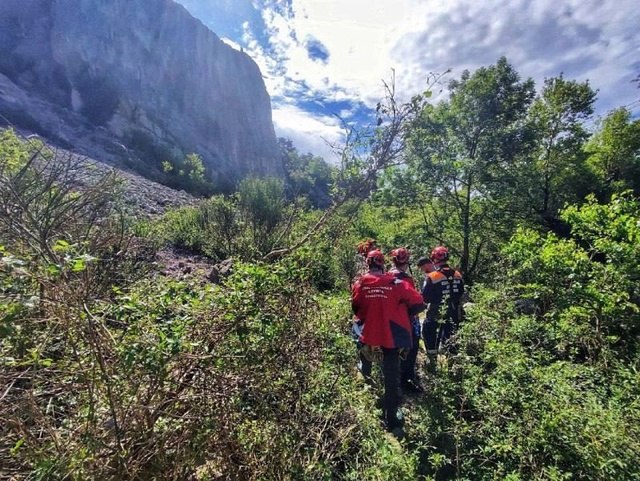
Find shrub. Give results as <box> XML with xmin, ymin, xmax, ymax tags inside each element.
<box><xmin>2</xmin><ymin>258</ymin><xmax>418</xmax><ymax>479</ymax></box>
<box><xmin>151</xmin><ymin>177</ymin><xmax>291</xmax><ymax>261</ymax></box>
<box><xmin>404</xmin><ymin>195</ymin><xmax>640</xmax><ymax>480</ymax></box>
<box><xmin>0</xmin><ymin>133</ymin><xmax>416</xmax><ymax>477</ymax></box>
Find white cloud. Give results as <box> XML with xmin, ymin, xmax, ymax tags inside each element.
<box><xmin>244</xmin><ymin>0</ymin><xmax>428</xmax><ymax>106</ymax></box>
<box><xmin>272</xmin><ymin>103</ymin><xmax>345</xmax><ymax>163</ymax></box>
<box><xmin>185</xmin><ymin>0</ymin><xmax>640</xmax><ymax>159</ymax></box>
<box><xmin>390</xmin><ymin>0</ymin><xmax>640</xmax><ymax>113</ymax></box>
<box><xmin>246</xmin><ymin>0</ymin><xmax>639</xmax><ymax>106</ymax></box>
<box><xmin>221</xmin><ymin>37</ymin><xmax>242</xmax><ymax>51</ymax></box>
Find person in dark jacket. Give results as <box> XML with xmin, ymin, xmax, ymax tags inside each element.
<box><xmin>421</xmin><ymin>246</ymin><xmax>464</xmax><ymax>371</ymax></box>
<box><xmin>352</xmin><ymin>249</ymin><xmax>425</xmax><ymax>436</ymax></box>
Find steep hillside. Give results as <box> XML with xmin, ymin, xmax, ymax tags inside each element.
<box><xmin>72</xmin><ymin>151</ymin><xmax>197</xmax><ymax>217</ymax></box>
<box><xmin>0</xmin><ymin>0</ymin><xmax>282</xmax><ymax>190</ymax></box>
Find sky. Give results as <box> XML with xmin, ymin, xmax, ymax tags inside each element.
<box><xmin>176</xmin><ymin>0</ymin><xmax>640</xmax><ymax>162</ymax></box>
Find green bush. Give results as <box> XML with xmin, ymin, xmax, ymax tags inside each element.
<box><xmin>150</xmin><ymin>194</ymin><xmax>252</xmax><ymax>260</ymax></box>
<box><xmin>0</xmin><ymin>132</ymin><xmax>417</xmax><ymax>478</ymax></box>
<box><xmin>2</xmin><ymin>258</ymin><xmax>418</xmax><ymax>479</ymax></box>
<box><xmin>502</xmin><ymin>192</ymin><xmax>640</xmax><ymax>360</ymax></box>
<box><xmin>403</xmin><ymin>194</ymin><xmax>640</xmax><ymax>480</ymax></box>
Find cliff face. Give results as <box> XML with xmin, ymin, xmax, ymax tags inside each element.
<box><xmin>0</xmin><ymin>0</ymin><xmax>282</xmax><ymax>188</ymax></box>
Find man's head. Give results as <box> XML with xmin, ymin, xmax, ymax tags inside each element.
<box><xmin>390</xmin><ymin>247</ymin><xmax>410</xmax><ymax>267</ymax></box>
<box><xmin>366</xmin><ymin>249</ymin><xmax>385</xmax><ymax>272</ymax></box>
<box><xmin>430</xmin><ymin>246</ymin><xmax>449</xmax><ymax>266</ymax></box>
<box><xmin>417</xmin><ymin>256</ymin><xmax>435</xmax><ymax>274</ymax></box>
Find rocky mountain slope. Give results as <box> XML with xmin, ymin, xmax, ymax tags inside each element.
<box><xmin>82</xmin><ymin>156</ymin><xmax>197</xmax><ymax>218</ymax></box>
<box><xmin>0</xmin><ymin>0</ymin><xmax>282</xmax><ymax>190</ymax></box>
<box><xmin>46</xmin><ymin>141</ymin><xmax>197</xmax><ymax>217</ymax></box>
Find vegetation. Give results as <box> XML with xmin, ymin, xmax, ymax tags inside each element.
<box><xmin>2</xmin><ymin>55</ymin><xmax>640</xmax><ymax>480</ymax></box>
<box><xmin>279</xmin><ymin>138</ymin><xmax>333</xmax><ymax>209</ymax></box>
<box><xmin>162</xmin><ymin>152</ymin><xmax>215</xmax><ymax>197</ymax></box>
<box><xmin>0</xmin><ymin>130</ymin><xmax>413</xmax><ymax>479</ymax></box>
<box><xmin>419</xmin><ymin>193</ymin><xmax>640</xmax><ymax>480</ymax></box>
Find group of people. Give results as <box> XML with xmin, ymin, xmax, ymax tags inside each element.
<box><xmin>350</xmin><ymin>239</ymin><xmax>464</xmax><ymax>437</ymax></box>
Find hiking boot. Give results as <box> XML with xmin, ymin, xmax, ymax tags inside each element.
<box><xmin>388</xmin><ymin>425</ymin><xmax>405</xmax><ymax>440</ymax></box>
<box><xmin>386</xmin><ymin>409</ymin><xmax>405</xmax><ymax>436</ymax></box>
<box><xmin>383</xmin><ymin>408</ymin><xmax>404</xmax><ymax>428</ymax></box>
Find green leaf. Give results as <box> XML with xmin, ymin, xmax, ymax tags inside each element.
<box><xmin>10</xmin><ymin>438</ymin><xmax>24</xmax><ymax>456</ymax></box>
<box><xmin>53</xmin><ymin>239</ymin><xmax>71</xmax><ymax>252</ymax></box>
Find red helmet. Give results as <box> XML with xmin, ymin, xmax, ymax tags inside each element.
<box><xmin>366</xmin><ymin>249</ymin><xmax>385</xmax><ymax>268</ymax></box>
<box><xmin>430</xmin><ymin>246</ymin><xmax>449</xmax><ymax>263</ymax></box>
<box><xmin>357</xmin><ymin>238</ymin><xmax>377</xmax><ymax>256</ymax></box>
<box><xmin>390</xmin><ymin>247</ymin><xmax>410</xmax><ymax>265</ymax></box>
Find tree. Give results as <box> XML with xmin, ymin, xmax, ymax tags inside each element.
<box><xmin>525</xmin><ymin>75</ymin><xmax>597</xmax><ymax>221</ymax></box>
<box><xmin>278</xmin><ymin>138</ymin><xmax>333</xmax><ymax>208</ymax></box>
<box><xmin>405</xmin><ymin>57</ymin><xmax>535</xmax><ymax>279</ymax></box>
<box><xmin>264</xmin><ymin>74</ymin><xmax>414</xmax><ymax>261</ymax></box>
<box><xmin>238</xmin><ymin>177</ymin><xmax>285</xmax><ymax>256</ymax></box>
<box><xmin>586</xmin><ymin>107</ymin><xmax>640</xmax><ymax>199</ymax></box>
<box><xmin>162</xmin><ymin>152</ymin><xmax>214</xmax><ymax>196</ymax></box>
<box><xmin>183</xmin><ymin>152</ymin><xmax>206</xmax><ymax>184</ymax></box>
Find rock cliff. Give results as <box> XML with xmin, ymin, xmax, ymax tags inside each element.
<box><xmin>0</xmin><ymin>0</ymin><xmax>282</xmax><ymax>190</ymax></box>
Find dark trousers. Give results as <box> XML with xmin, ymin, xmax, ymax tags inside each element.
<box><xmin>359</xmin><ymin>349</ymin><xmax>372</xmax><ymax>383</ymax></box>
<box><xmin>400</xmin><ymin>326</ymin><xmax>420</xmax><ymax>383</ymax></box>
<box><xmin>381</xmin><ymin>347</ymin><xmax>401</xmax><ymax>429</ymax></box>
<box><xmin>359</xmin><ymin>347</ymin><xmax>401</xmax><ymax>429</ymax></box>
<box><xmin>423</xmin><ymin>317</ymin><xmax>458</xmax><ymax>354</ymax></box>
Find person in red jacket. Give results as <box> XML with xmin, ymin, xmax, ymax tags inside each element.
<box><xmin>352</xmin><ymin>249</ymin><xmax>425</xmax><ymax>435</ymax></box>
<box><xmin>353</xmin><ymin>238</ymin><xmax>377</xmax><ymax>282</ymax></box>
<box><xmin>351</xmin><ymin>238</ymin><xmax>378</xmax><ymax>372</ymax></box>
<box><xmin>421</xmin><ymin>246</ymin><xmax>464</xmax><ymax>371</ymax></box>
<box><xmin>389</xmin><ymin>247</ymin><xmax>423</xmax><ymax>394</ymax></box>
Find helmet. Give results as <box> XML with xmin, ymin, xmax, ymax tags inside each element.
<box><xmin>430</xmin><ymin>246</ymin><xmax>449</xmax><ymax>263</ymax></box>
<box><xmin>390</xmin><ymin>247</ymin><xmax>410</xmax><ymax>265</ymax></box>
<box><xmin>366</xmin><ymin>249</ymin><xmax>385</xmax><ymax>268</ymax></box>
<box><xmin>357</xmin><ymin>238</ymin><xmax>377</xmax><ymax>256</ymax></box>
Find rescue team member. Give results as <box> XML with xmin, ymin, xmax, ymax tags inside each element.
<box><xmin>417</xmin><ymin>256</ymin><xmax>435</xmax><ymax>277</ymax></box>
<box><xmin>388</xmin><ymin>248</ymin><xmax>423</xmax><ymax>394</ymax></box>
<box><xmin>353</xmin><ymin>238</ymin><xmax>377</xmax><ymax>281</ymax></box>
<box><xmin>351</xmin><ymin>238</ymin><xmax>378</xmax><ymax>374</ymax></box>
<box><xmin>352</xmin><ymin>250</ymin><xmax>425</xmax><ymax>436</ymax></box>
<box><xmin>421</xmin><ymin>246</ymin><xmax>464</xmax><ymax>372</ymax></box>
<box><xmin>415</xmin><ymin>255</ymin><xmax>436</xmax><ymax>370</ymax></box>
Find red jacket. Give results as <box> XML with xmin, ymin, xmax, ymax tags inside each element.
<box><xmin>388</xmin><ymin>268</ymin><xmax>417</xmax><ymax>289</ymax></box>
<box><xmin>352</xmin><ymin>272</ymin><xmax>424</xmax><ymax>349</ymax></box>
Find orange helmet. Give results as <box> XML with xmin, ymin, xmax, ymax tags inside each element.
<box><xmin>390</xmin><ymin>247</ymin><xmax>410</xmax><ymax>265</ymax></box>
<box><xmin>366</xmin><ymin>249</ymin><xmax>385</xmax><ymax>268</ymax></box>
<box><xmin>430</xmin><ymin>246</ymin><xmax>449</xmax><ymax>263</ymax></box>
<box><xmin>357</xmin><ymin>238</ymin><xmax>377</xmax><ymax>256</ymax></box>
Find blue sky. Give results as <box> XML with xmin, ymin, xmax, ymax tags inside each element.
<box><xmin>176</xmin><ymin>0</ymin><xmax>640</xmax><ymax>162</ymax></box>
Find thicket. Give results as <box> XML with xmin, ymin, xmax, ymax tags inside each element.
<box><xmin>408</xmin><ymin>194</ymin><xmax>640</xmax><ymax>480</ymax></box>
<box><xmin>279</xmin><ymin>138</ymin><xmax>333</xmax><ymax>208</ymax></box>
<box><xmin>148</xmin><ymin>178</ymin><xmax>287</xmax><ymax>259</ymax></box>
<box><xmin>2</xmin><ymin>55</ymin><xmax>640</xmax><ymax>481</ymax></box>
<box><xmin>124</xmin><ymin>129</ymin><xmax>216</xmax><ymax>196</ymax></box>
<box><xmin>0</xmin><ymin>130</ymin><xmax>415</xmax><ymax>479</ymax></box>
